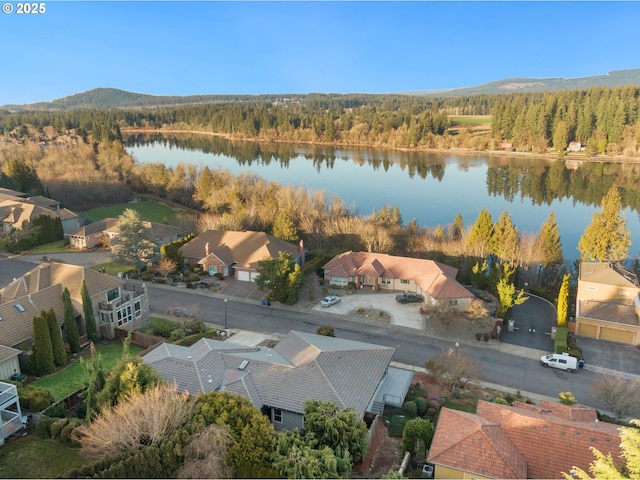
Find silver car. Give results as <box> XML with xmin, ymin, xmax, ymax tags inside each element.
<box><xmin>320</xmin><ymin>295</ymin><xmax>341</xmax><ymax>307</ymax></box>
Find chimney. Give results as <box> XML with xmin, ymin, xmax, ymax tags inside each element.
<box><xmin>205</xmin><ymin>242</ymin><xmax>210</xmax><ymax>256</ymax></box>
<box><xmin>299</xmin><ymin>239</ymin><xmax>305</xmax><ymax>265</ymax></box>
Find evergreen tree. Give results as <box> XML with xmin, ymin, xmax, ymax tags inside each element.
<box><xmin>496</xmin><ymin>265</ymin><xmax>528</xmax><ymax>319</ymax></box>
<box><xmin>491</xmin><ymin>210</ymin><xmax>520</xmax><ymax>266</ymax></box>
<box><xmin>81</xmin><ymin>280</ymin><xmax>99</xmax><ymax>342</ymax></box>
<box><xmin>110</xmin><ymin>209</ymin><xmax>156</xmax><ymax>275</ymax></box>
<box><xmin>465</xmin><ymin>208</ymin><xmax>494</xmax><ymax>258</ymax></box>
<box><xmin>62</xmin><ymin>287</ymin><xmax>81</xmax><ymax>354</ymax></box>
<box><xmin>449</xmin><ymin>213</ymin><xmax>464</xmax><ymax>241</ymax></box>
<box><xmin>565</xmin><ymin>419</ymin><xmax>640</xmax><ymax>479</ymax></box>
<box><xmin>79</xmin><ymin>343</ymin><xmax>106</xmax><ymax>422</ymax></box>
<box><xmin>556</xmin><ymin>274</ymin><xmax>571</xmax><ymax>327</ymax></box>
<box><xmin>578</xmin><ymin>186</ymin><xmax>631</xmax><ymax>262</ymax></box>
<box><xmin>45</xmin><ymin>308</ymin><xmax>67</xmax><ymax>367</ymax></box>
<box><xmin>272</xmin><ymin>210</ymin><xmax>298</xmax><ymax>241</ymax></box>
<box><xmin>534</xmin><ymin>211</ymin><xmax>564</xmax><ymax>267</ymax></box>
<box><xmin>29</xmin><ymin>313</ymin><xmax>55</xmax><ymax>375</ymax></box>
<box><xmin>254</xmin><ymin>252</ymin><xmax>304</xmax><ymax>304</ymax></box>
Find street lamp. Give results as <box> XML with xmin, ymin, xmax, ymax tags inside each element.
<box><xmin>455</xmin><ymin>342</ymin><xmax>460</xmax><ymax>353</ymax></box>
<box><xmin>224</xmin><ymin>298</ymin><xmax>228</xmax><ymax>331</ymax></box>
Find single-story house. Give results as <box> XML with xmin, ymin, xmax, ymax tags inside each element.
<box><xmin>0</xmin><ymin>199</ymin><xmax>81</xmax><ymax>234</ymax></box>
<box><xmin>428</xmin><ymin>400</ymin><xmax>622</xmax><ymax>479</ymax></box>
<box><xmin>65</xmin><ymin>217</ymin><xmax>188</xmax><ymax>250</ymax></box>
<box><xmin>575</xmin><ymin>262</ymin><xmax>640</xmax><ymax>344</ymax></box>
<box><xmin>0</xmin><ymin>262</ymin><xmax>150</xmax><ymax>346</ymax></box>
<box><xmin>322</xmin><ymin>251</ymin><xmax>475</xmax><ymax>308</ymax></box>
<box><xmin>0</xmin><ymin>381</ymin><xmax>23</xmax><ymax>445</ymax></box>
<box><xmin>143</xmin><ymin>330</ymin><xmax>413</xmax><ymax>431</ymax></box>
<box><xmin>179</xmin><ymin>230</ymin><xmax>304</xmax><ymax>281</ymax></box>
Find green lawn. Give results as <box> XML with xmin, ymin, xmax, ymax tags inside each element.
<box><xmin>25</xmin><ymin>240</ymin><xmax>69</xmax><ymax>255</ymax></box>
<box><xmin>90</xmin><ymin>262</ymin><xmax>136</xmax><ymax>276</ymax></box>
<box><xmin>450</xmin><ymin>115</ymin><xmax>492</xmax><ymax>125</ymax></box>
<box><xmin>82</xmin><ymin>199</ymin><xmax>177</xmax><ymax>223</ymax></box>
<box><xmin>32</xmin><ymin>342</ymin><xmax>143</xmax><ymax>401</ymax></box>
<box><xmin>0</xmin><ymin>437</ymin><xmax>89</xmax><ymax>479</ymax></box>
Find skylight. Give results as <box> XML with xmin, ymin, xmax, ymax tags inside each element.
<box><xmin>15</xmin><ymin>303</ymin><xmax>26</xmax><ymax>313</ymax></box>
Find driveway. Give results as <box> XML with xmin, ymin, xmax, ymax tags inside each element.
<box><xmin>312</xmin><ymin>291</ymin><xmax>424</xmax><ymax>329</ymax></box>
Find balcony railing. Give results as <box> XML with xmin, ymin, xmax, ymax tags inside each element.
<box><xmin>99</xmin><ymin>287</ymin><xmax>145</xmax><ymax>311</ymax></box>
<box><xmin>1</xmin><ymin>411</ymin><xmax>23</xmax><ymax>439</ymax></box>
<box><xmin>0</xmin><ymin>383</ymin><xmax>18</xmax><ymax>408</ymax></box>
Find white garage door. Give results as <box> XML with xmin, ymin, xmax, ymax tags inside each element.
<box><xmin>236</xmin><ymin>271</ymin><xmax>250</xmax><ymax>282</ymax></box>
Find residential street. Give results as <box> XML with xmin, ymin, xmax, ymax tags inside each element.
<box><xmin>4</xmin><ymin>250</ymin><xmax>640</xmax><ymax>417</ymax></box>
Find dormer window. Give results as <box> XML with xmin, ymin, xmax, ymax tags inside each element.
<box><xmin>107</xmin><ymin>288</ymin><xmax>120</xmax><ymax>302</ymax></box>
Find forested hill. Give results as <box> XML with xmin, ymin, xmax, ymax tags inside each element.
<box><xmin>4</xmin><ymin>69</ymin><xmax>640</xmax><ymax>111</ymax></box>
<box><xmin>2</xmin><ymin>88</ymin><xmax>304</xmax><ymax>112</ymax></box>
<box><xmin>397</xmin><ymin>69</ymin><xmax>640</xmax><ymax>97</ymax></box>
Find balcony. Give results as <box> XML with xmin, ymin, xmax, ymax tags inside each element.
<box><xmin>0</xmin><ymin>382</ymin><xmax>18</xmax><ymax>409</ymax></box>
<box><xmin>0</xmin><ymin>381</ymin><xmax>22</xmax><ymax>441</ymax></box>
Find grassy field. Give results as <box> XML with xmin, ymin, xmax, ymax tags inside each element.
<box><xmin>90</xmin><ymin>262</ymin><xmax>135</xmax><ymax>276</ymax></box>
<box><xmin>82</xmin><ymin>198</ymin><xmax>177</xmax><ymax>223</ymax></box>
<box><xmin>0</xmin><ymin>437</ymin><xmax>89</xmax><ymax>478</ymax></box>
<box><xmin>25</xmin><ymin>240</ymin><xmax>68</xmax><ymax>255</ymax></box>
<box><xmin>450</xmin><ymin>115</ymin><xmax>492</xmax><ymax>125</ymax></box>
<box><xmin>32</xmin><ymin>342</ymin><xmax>143</xmax><ymax>401</ymax></box>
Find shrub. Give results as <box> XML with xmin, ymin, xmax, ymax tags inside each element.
<box><xmin>347</xmin><ymin>282</ymin><xmax>356</xmax><ymax>290</ymax></box>
<box><xmin>414</xmin><ymin>397</ymin><xmax>428</xmax><ymax>416</ymax></box>
<box><xmin>20</xmin><ymin>385</ymin><xmax>55</xmax><ymax>412</ymax></box>
<box><xmin>426</xmin><ymin>407</ymin><xmax>438</xmax><ymax>418</ymax></box>
<box><xmin>406</xmin><ymin>383</ymin><xmax>427</xmax><ymax>402</ymax></box>
<box><xmin>184</xmin><ymin>318</ymin><xmax>207</xmax><ymax>334</ymax></box>
<box><xmin>42</xmin><ymin>401</ymin><xmax>66</xmax><ymax>418</ymax></box>
<box><xmin>36</xmin><ymin>415</ymin><xmax>55</xmax><ymax>438</ymax></box>
<box><xmin>559</xmin><ymin>392</ymin><xmax>577</xmax><ymax>405</ymax></box>
<box><xmin>402</xmin><ymin>400</ymin><xmax>418</xmax><ymax>418</ymax></box>
<box><xmin>152</xmin><ymin>317</ymin><xmax>178</xmax><ymax>338</ymax></box>
<box><xmin>60</xmin><ymin>420</ymin><xmax>82</xmax><ymax>447</ymax></box>
<box><xmin>494</xmin><ymin>397</ymin><xmax>509</xmax><ymax>405</ymax></box>
<box><xmin>169</xmin><ymin>328</ymin><xmax>186</xmax><ymax>342</ymax></box>
<box><xmin>176</xmin><ymin>330</ymin><xmax>220</xmax><ymax>347</ymax></box>
<box><xmin>316</xmin><ymin>325</ymin><xmax>335</xmax><ymax>337</ymax></box>
<box><xmin>50</xmin><ymin>417</ymin><xmax>69</xmax><ymax>439</ymax></box>
<box><xmin>189</xmin><ymin>274</ymin><xmax>200</xmax><ymax>282</ymax></box>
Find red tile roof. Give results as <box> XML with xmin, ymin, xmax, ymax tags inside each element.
<box><xmin>428</xmin><ymin>400</ymin><xmax>623</xmax><ymax>479</ymax></box>
<box><xmin>322</xmin><ymin>251</ymin><xmax>474</xmax><ymax>300</ymax></box>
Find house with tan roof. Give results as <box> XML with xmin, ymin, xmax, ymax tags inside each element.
<box><xmin>427</xmin><ymin>400</ymin><xmax>622</xmax><ymax>479</ymax></box>
<box><xmin>574</xmin><ymin>262</ymin><xmax>640</xmax><ymax>345</ymax></box>
<box><xmin>142</xmin><ymin>330</ymin><xmax>413</xmax><ymax>431</ymax></box>
<box><xmin>65</xmin><ymin>217</ymin><xmax>187</xmax><ymax>250</ymax></box>
<box><xmin>179</xmin><ymin>230</ymin><xmax>304</xmax><ymax>281</ymax></box>
<box><xmin>0</xmin><ymin>196</ymin><xmax>81</xmax><ymax>234</ymax></box>
<box><xmin>0</xmin><ymin>262</ymin><xmax>150</xmax><ymax>358</ymax></box>
<box><xmin>322</xmin><ymin>252</ymin><xmax>474</xmax><ymax>308</ymax></box>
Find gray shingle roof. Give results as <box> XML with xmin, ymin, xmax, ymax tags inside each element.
<box><xmin>143</xmin><ymin>330</ymin><xmax>394</xmax><ymax>415</ymax></box>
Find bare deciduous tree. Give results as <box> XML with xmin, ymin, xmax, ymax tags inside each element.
<box><xmin>74</xmin><ymin>385</ymin><xmax>193</xmax><ymax>458</ymax></box>
<box><xmin>591</xmin><ymin>374</ymin><xmax>640</xmax><ymax>421</ymax></box>
<box><xmin>466</xmin><ymin>299</ymin><xmax>489</xmax><ymax>319</ymax></box>
<box><xmin>426</xmin><ymin>348</ymin><xmax>483</xmax><ymax>392</ymax></box>
<box><xmin>177</xmin><ymin>424</ymin><xmax>234</xmax><ymax>479</ymax></box>
<box><xmin>156</xmin><ymin>257</ymin><xmax>178</xmax><ymax>280</ymax></box>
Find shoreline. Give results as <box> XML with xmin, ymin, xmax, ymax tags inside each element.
<box><xmin>121</xmin><ymin>128</ymin><xmax>640</xmax><ymax>164</ymax></box>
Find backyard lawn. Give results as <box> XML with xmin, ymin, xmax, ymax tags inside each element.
<box><xmin>31</xmin><ymin>342</ymin><xmax>143</xmax><ymax>401</ymax></box>
<box><xmin>0</xmin><ymin>437</ymin><xmax>89</xmax><ymax>479</ymax></box>
<box><xmin>82</xmin><ymin>198</ymin><xmax>177</xmax><ymax>223</ymax></box>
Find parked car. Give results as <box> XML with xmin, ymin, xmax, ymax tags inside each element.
<box><xmin>540</xmin><ymin>353</ymin><xmax>578</xmax><ymax>372</ymax></box>
<box><xmin>321</xmin><ymin>295</ymin><xmax>341</xmax><ymax>307</ymax></box>
<box><xmin>395</xmin><ymin>293</ymin><xmax>423</xmax><ymax>304</ymax></box>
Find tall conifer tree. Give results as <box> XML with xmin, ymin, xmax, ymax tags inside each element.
<box><xmin>29</xmin><ymin>313</ymin><xmax>55</xmax><ymax>375</ymax></box>
<box><xmin>578</xmin><ymin>186</ymin><xmax>631</xmax><ymax>262</ymax></box>
<box><xmin>63</xmin><ymin>287</ymin><xmax>81</xmax><ymax>353</ymax></box>
<box><xmin>46</xmin><ymin>308</ymin><xmax>67</xmax><ymax>367</ymax></box>
<box><xmin>81</xmin><ymin>280</ymin><xmax>99</xmax><ymax>342</ymax></box>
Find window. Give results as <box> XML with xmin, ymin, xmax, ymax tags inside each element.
<box><xmin>15</xmin><ymin>303</ymin><xmax>26</xmax><ymax>313</ymax></box>
<box><xmin>400</xmin><ymin>279</ymin><xmax>410</xmax><ymax>285</ymax></box>
<box><xmin>381</xmin><ymin>278</ymin><xmax>391</xmax><ymax>284</ymax></box>
<box><xmin>107</xmin><ymin>288</ymin><xmax>120</xmax><ymax>302</ymax></box>
<box><xmin>272</xmin><ymin>408</ymin><xmax>283</xmax><ymax>423</ymax></box>
<box><xmin>116</xmin><ymin>305</ymin><xmax>133</xmax><ymax>326</ymax></box>
<box><xmin>100</xmin><ymin>311</ymin><xmax>113</xmax><ymax>324</ymax></box>
<box><xmin>134</xmin><ymin>301</ymin><xmax>142</xmax><ymax>317</ymax></box>
<box><xmin>449</xmin><ymin>299</ymin><xmax>458</xmax><ymax>306</ymax></box>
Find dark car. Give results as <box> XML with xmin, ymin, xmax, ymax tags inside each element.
<box><xmin>395</xmin><ymin>293</ymin><xmax>423</xmax><ymax>304</ymax></box>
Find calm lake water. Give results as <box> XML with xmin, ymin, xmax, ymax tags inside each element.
<box><xmin>126</xmin><ymin>134</ymin><xmax>640</xmax><ymax>262</ymax></box>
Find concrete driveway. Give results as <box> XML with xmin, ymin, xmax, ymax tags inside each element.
<box><xmin>312</xmin><ymin>291</ymin><xmax>424</xmax><ymax>329</ymax></box>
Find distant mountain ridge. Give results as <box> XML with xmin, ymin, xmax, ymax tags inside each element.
<box><xmin>404</xmin><ymin>69</ymin><xmax>640</xmax><ymax>97</ymax></box>
<box><xmin>3</xmin><ymin>69</ymin><xmax>640</xmax><ymax>111</ymax></box>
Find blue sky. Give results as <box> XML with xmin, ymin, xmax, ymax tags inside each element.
<box><xmin>1</xmin><ymin>1</ymin><xmax>639</xmax><ymax>105</ymax></box>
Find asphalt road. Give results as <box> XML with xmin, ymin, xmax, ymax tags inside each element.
<box><xmin>147</xmin><ymin>285</ymin><xmax>615</xmax><ymax>414</ymax></box>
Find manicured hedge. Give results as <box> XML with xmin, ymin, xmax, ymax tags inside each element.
<box><xmin>554</xmin><ymin>326</ymin><xmax>568</xmax><ymax>354</ymax></box>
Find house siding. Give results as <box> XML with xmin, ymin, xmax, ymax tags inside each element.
<box><xmin>271</xmin><ymin>408</ymin><xmax>304</xmax><ymax>432</ymax></box>
<box><xmin>0</xmin><ymin>357</ymin><xmax>20</xmax><ymax>381</ymax></box>
<box><xmin>435</xmin><ymin>465</ymin><xmax>493</xmax><ymax>480</ymax></box>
